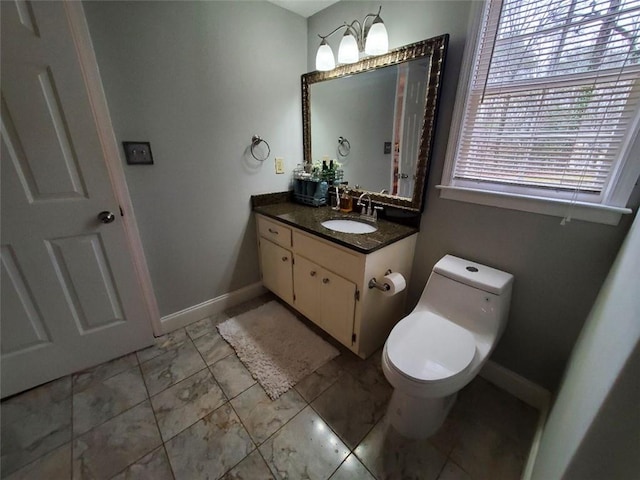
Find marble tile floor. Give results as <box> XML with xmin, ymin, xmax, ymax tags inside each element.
<box><xmin>1</xmin><ymin>295</ymin><xmax>539</xmax><ymax>480</ymax></box>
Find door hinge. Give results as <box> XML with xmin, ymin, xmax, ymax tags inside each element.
<box><xmin>119</xmin><ymin>205</ymin><xmax>124</xmax><ymax>216</ymax></box>
<box><xmin>292</xmin><ymin>256</ymin><xmax>295</xmax><ymax>265</ymax></box>
<box><xmin>293</xmin><ymin>293</ymin><xmax>296</xmax><ymax>301</ymax></box>
<box><xmin>351</xmin><ymin>333</ymin><xmax>356</xmax><ymax>344</ymax></box>
<box><xmin>354</xmin><ymin>289</ymin><xmax>360</xmax><ymax>301</ymax></box>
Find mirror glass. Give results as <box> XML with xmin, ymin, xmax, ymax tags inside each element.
<box><xmin>302</xmin><ymin>35</ymin><xmax>448</xmax><ymax>212</ymax></box>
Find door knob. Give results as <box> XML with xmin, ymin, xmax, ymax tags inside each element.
<box><xmin>97</xmin><ymin>211</ymin><xmax>116</xmax><ymax>224</ymax></box>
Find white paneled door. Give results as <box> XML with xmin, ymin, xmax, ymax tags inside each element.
<box><xmin>1</xmin><ymin>1</ymin><xmax>154</xmax><ymax>398</ymax></box>
<box><xmin>397</xmin><ymin>60</ymin><xmax>428</xmax><ymax>199</ymax></box>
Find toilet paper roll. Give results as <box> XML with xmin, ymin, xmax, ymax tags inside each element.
<box><xmin>382</xmin><ymin>272</ymin><xmax>406</xmax><ymax>296</ymax></box>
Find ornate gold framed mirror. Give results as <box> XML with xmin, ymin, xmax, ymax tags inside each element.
<box><xmin>302</xmin><ymin>34</ymin><xmax>448</xmax><ymax>212</ymax></box>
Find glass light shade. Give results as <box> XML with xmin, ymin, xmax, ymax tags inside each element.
<box><xmin>338</xmin><ymin>32</ymin><xmax>359</xmax><ymax>64</ymax></box>
<box><xmin>315</xmin><ymin>41</ymin><xmax>335</xmax><ymax>71</ymax></box>
<box><xmin>364</xmin><ymin>19</ymin><xmax>389</xmax><ymax>55</ymax></box>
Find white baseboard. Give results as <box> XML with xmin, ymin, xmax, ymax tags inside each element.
<box><xmin>160</xmin><ymin>282</ymin><xmax>266</xmax><ymax>334</ymax></box>
<box><xmin>521</xmin><ymin>402</ymin><xmax>550</xmax><ymax>480</ymax></box>
<box><xmin>479</xmin><ymin>360</ymin><xmax>551</xmax><ymax>480</ymax></box>
<box><xmin>480</xmin><ymin>359</ymin><xmax>551</xmax><ymax>410</ymax></box>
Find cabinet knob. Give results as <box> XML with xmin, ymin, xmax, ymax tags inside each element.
<box><xmin>282</xmin><ymin>256</ymin><xmax>288</xmax><ymax>262</ymax></box>
<box><xmin>268</xmin><ymin>228</ymin><xmax>279</xmax><ymax>235</ymax></box>
<box><xmin>310</xmin><ymin>271</ymin><xmax>316</xmax><ymax>276</ymax></box>
<box><xmin>322</xmin><ymin>278</ymin><xmax>330</xmax><ymax>284</ymax></box>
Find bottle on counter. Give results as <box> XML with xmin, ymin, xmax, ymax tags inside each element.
<box><xmin>340</xmin><ymin>187</ymin><xmax>353</xmax><ymax>213</ymax></box>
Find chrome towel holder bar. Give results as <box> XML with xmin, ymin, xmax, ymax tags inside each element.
<box><xmin>338</xmin><ymin>136</ymin><xmax>351</xmax><ymax>157</ymax></box>
<box><xmin>250</xmin><ymin>135</ymin><xmax>271</xmax><ymax>161</ymax></box>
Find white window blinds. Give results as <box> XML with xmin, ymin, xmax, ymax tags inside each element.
<box><xmin>452</xmin><ymin>0</ymin><xmax>640</xmax><ymax>198</ymax></box>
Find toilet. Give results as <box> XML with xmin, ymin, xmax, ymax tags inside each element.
<box><xmin>382</xmin><ymin>254</ymin><xmax>514</xmax><ymax>438</ymax></box>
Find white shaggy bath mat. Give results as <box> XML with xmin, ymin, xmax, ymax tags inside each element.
<box><xmin>217</xmin><ymin>301</ymin><xmax>339</xmax><ymax>400</ymax></box>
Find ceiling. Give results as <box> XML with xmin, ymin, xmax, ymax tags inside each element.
<box><xmin>268</xmin><ymin>0</ymin><xmax>340</xmax><ymax>18</ymax></box>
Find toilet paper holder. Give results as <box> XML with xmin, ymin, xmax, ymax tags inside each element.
<box><xmin>368</xmin><ymin>269</ymin><xmax>393</xmax><ymax>291</ymax></box>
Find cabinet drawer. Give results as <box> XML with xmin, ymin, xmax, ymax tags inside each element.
<box><xmin>293</xmin><ymin>231</ymin><xmax>362</xmax><ymax>282</ymax></box>
<box><xmin>257</xmin><ymin>216</ymin><xmax>292</xmax><ymax>248</ymax></box>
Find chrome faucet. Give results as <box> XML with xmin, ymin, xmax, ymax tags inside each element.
<box><xmin>357</xmin><ymin>192</ymin><xmax>372</xmax><ymax>216</ymax></box>
<box><xmin>358</xmin><ymin>192</ymin><xmax>381</xmax><ymax>222</ymax></box>
<box><xmin>357</xmin><ymin>192</ymin><xmax>384</xmax><ymax>221</ymax></box>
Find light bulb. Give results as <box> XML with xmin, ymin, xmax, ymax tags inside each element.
<box><xmin>338</xmin><ymin>32</ymin><xmax>359</xmax><ymax>64</ymax></box>
<box><xmin>365</xmin><ymin>18</ymin><xmax>389</xmax><ymax>55</ymax></box>
<box><xmin>315</xmin><ymin>39</ymin><xmax>335</xmax><ymax>71</ymax></box>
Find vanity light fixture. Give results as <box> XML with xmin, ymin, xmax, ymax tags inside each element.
<box><xmin>315</xmin><ymin>6</ymin><xmax>389</xmax><ymax>72</ymax></box>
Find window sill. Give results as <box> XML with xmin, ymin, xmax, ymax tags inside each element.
<box><xmin>436</xmin><ymin>185</ymin><xmax>633</xmax><ymax>226</ymax></box>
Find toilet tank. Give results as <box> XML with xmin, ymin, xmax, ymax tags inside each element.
<box><xmin>417</xmin><ymin>255</ymin><xmax>514</xmax><ymax>340</ymax></box>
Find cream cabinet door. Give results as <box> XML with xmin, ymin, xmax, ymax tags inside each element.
<box><xmin>259</xmin><ymin>238</ymin><xmax>293</xmax><ymax>305</ymax></box>
<box><xmin>293</xmin><ymin>255</ymin><xmax>321</xmax><ymax>321</ymax></box>
<box><xmin>294</xmin><ymin>254</ymin><xmax>356</xmax><ymax>347</ymax></box>
<box><xmin>319</xmin><ymin>270</ymin><xmax>356</xmax><ymax>346</ymax></box>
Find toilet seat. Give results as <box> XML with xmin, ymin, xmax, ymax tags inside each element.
<box><xmin>386</xmin><ymin>312</ymin><xmax>476</xmax><ymax>383</ymax></box>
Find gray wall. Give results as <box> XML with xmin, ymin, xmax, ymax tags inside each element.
<box><xmin>309</xmin><ymin>1</ymin><xmax>636</xmax><ymax>390</ymax></box>
<box><xmin>532</xmin><ymin>213</ymin><xmax>640</xmax><ymax>480</ymax></box>
<box><xmin>85</xmin><ymin>1</ymin><xmax>307</xmax><ymax>316</ymax></box>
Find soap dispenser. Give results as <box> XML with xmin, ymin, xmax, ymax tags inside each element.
<box><xmin>340</xmin><ymin>188</ymin><xmax>353</xmax><ymax>213</ymax></box>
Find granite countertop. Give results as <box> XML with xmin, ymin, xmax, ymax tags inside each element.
<box><xmin>253</xmin><ymin>200</ymin><xmax>418</xmax><ymax>254</ymax></box>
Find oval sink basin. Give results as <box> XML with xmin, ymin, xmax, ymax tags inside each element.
<box><xmin>321</xmin><ymin>219</ymin><xmax>377</xmax><ymax>234</ymax></box>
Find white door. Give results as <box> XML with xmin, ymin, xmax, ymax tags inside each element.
<box><xmin>398</xmin><ymin>60</ymin><xmax>429</xmax><ymax>199</ymax></box>
<box><xmin>1</xmin><ymin>1</ymin><xmax>154</xmax><ymax>398</ymax></box>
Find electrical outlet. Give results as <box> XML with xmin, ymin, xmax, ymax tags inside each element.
<box><xmin>275</xmin><ymin>157</ymin><xmax>285</xmax><ymax>174</ymax></box>
<box><xmin>322</xmin><ymin>155</ymin><xmax>330</xmax><ymax>162</ymax></box>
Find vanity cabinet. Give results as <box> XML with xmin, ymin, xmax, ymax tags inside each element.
<box><xmin>256</xmin><ymin>213</ymin><xmax>417</xmax><ymax>359</ymax></box>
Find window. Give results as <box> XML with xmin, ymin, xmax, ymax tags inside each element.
<box><xmin>440</xmin><ymin>0</ymin><xmax>640</xmax><ymax>225</ymax></box>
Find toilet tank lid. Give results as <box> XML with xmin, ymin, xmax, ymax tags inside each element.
<box><xmin>433</xmin><ymin>255</ymin><xmax>514</xmax><ymax>295</ymax></box>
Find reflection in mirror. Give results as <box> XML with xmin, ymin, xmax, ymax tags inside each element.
<box><xmin>302</xmin><ymin>35</ymin><xmax>448</xmax><ymax>212</ymax></box>
<box><xmin>311</xmin><ymin>59</ymin><xmax>429</xmax><ymax>199</ymax></box>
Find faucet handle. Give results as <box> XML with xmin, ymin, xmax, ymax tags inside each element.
<box><xmin>373</xmin><ymin>205</ymin><xmax>383</xmax><ymax>220</ymax></box>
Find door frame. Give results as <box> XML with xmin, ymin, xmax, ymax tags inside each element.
<box><xmin>64</xmin><ymin>1</ymin><xmax>161</xmax><ymax>335</ymax></box>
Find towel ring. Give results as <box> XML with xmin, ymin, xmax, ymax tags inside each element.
<box><xmin>251</xmin><ymin>135</ymin><xmax>270</xmax><ymax>162</ymax></box>
<box><xmin>338</xmin><ymin>136</ymin><xmax>351</xmax><ymax>157</ymax></box>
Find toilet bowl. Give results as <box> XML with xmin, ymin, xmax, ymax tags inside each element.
<box><xmin>382</xmin><ymin>254</ymin><xmax>514</xmax><ymax>438</ymax></box>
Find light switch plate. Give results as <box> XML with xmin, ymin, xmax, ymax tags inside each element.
<box><xmin>123</xmin><ymin>141</ymin><xmax>153</xmax><ymax>165</ymax></box>
<box><xmin>275</xmin><ymin>157</ymin><xmax>285</xmax><ymax>174</ymax></box>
